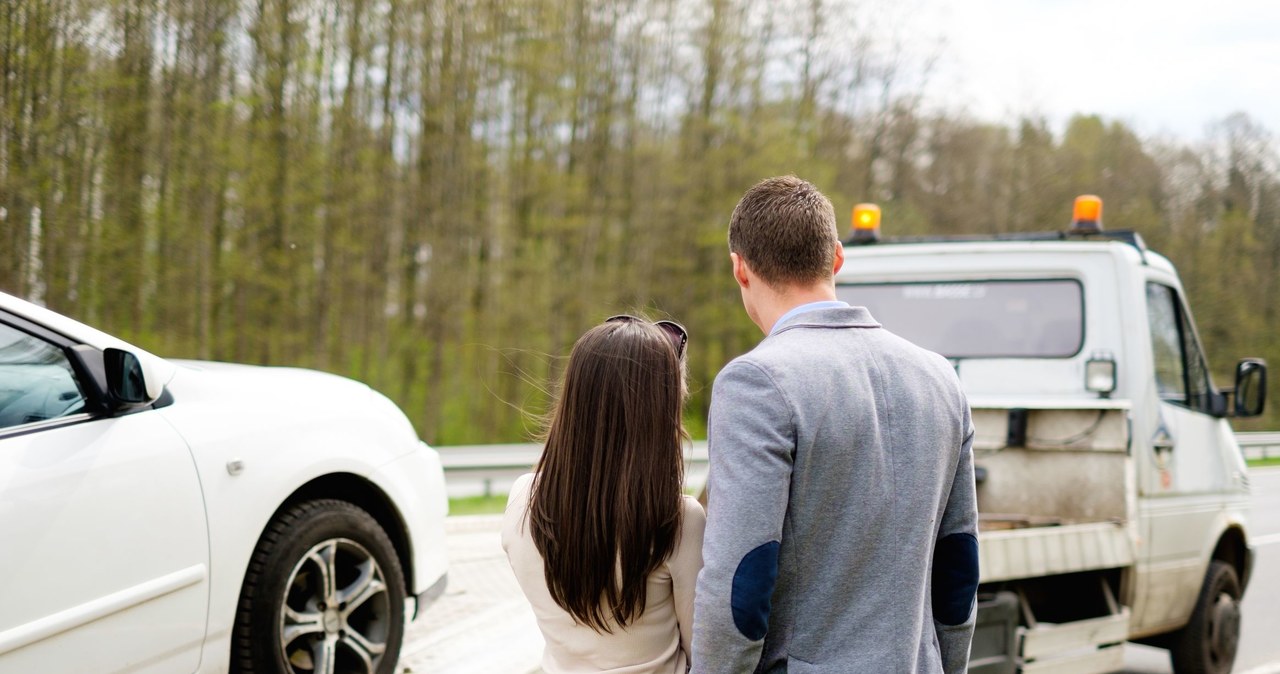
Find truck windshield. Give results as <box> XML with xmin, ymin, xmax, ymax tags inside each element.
<box><xmin>836</xmin><ymin>279</ymin><xmax>1084</xmax><ymax>358</ymax></box>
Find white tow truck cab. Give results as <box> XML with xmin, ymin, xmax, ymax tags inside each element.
<box><xmin>836</xmin><ymin>197</ymin><xmax>1267</xmax><ymax>674</ymax></box>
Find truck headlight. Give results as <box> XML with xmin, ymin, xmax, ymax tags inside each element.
<box><xmin>1086</xmin><ymin>353</ymin><xmax>1117</xmax><ymax>397</ymax></box>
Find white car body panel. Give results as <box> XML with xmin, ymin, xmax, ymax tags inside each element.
<box><xmin>373</xmin><ymin>445</ymin><xmax>450</xmax><ymax>609</ymax></box>
<box><xmin>0</xmin><ymin>292</ymin><xmax>448</xmax><ymax>672</ymax></box>
<box><xmin>0</xmin><ymin>412</ymin><xmax>209</xmax><ymax>673</ymax></box>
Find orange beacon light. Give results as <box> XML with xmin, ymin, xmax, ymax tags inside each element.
<box><xmin>851</xmin><ymin>203</ymin><xmax>881</xmax><ymax>242</ymax></box>
<box><xmin>1071</xmin><ymin>195</ymin><xmax>1103</xmax><ymax>232</ymax></box>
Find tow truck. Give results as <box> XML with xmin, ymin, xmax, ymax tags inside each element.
<box><xmin>836</xmin><ymin>196</ymin><xmax>1267</xmax><ymax>674</ymax></box>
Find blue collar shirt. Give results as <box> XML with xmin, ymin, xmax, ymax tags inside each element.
<box><xmin>768</xmin><ymin>300</ymin><xmax>851</xmax><ymax>337</ymax></box>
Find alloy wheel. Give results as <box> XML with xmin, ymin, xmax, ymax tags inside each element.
<box><xmin>279</xmin><ymin>538</ymin><xmax>392</xmax><ymax>674</ymax></box>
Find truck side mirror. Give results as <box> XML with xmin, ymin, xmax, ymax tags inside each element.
<box><xmin>1233</xmin><ymin>359</ymin><xmax>1267</xmax><ymax>418</ymax></box>
<box><xmin>1209</xmin><ymin>391</ymin><xmax>1229</xmax><ymax>418</ymax></box>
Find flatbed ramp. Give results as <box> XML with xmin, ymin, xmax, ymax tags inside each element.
<box><xmin>979</xmin><ymin>520</ymin><xmax>1134</xmax><ymax>583</ymax></box>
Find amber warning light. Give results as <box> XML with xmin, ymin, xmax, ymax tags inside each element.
<box><xmin>1071</xmin><ymin>195</ymin><xmax>1103</xmax><ymax>232</ymax></box>
<box><xmin>851</xmin><ymin>203</ymin><xmax>881</xmax><ymax>242</ymax></box>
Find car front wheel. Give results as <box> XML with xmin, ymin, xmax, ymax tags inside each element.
<box><xmin>233</xmin><ymin>499</ymin><xmax>407</xmax><ymax>674</ymax></box>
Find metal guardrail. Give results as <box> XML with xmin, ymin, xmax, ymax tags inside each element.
<box><xmin>440</xmin><ymin>433</ymin><xmax>1280</xmax><ymax>497</ymax></box>
<box><xmin>439</xmin><ymin>442</ymin><xmax>708</xmax><ymax>498</ymax></box>
<box><xmin>437</xmin><ymin>441</ymin><xmax>708</xmax><ymax>469</ymax></box>
<box><xmin>1238</xmin><ymin>432</ymin><xmax>1280</xmax><ymax>461</ymax></box>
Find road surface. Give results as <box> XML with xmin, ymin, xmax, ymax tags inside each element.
<box><xmin>402</xmin><ymin>468</ymin><xmax>1280</xmax><ymax>674</ymax></box>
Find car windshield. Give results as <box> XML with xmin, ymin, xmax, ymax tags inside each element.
<box><xmin>836</xmin><ymin>279</ymin><xmax>1084</xmax><ymax>358</ymax></box>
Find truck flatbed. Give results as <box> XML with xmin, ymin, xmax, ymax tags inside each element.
<box><xmin>979</xmin><ymin>519</ymin><xmax>1133</xmax><ymax>583</ymax></box>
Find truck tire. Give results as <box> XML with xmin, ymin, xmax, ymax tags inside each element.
<box><xmin>1169</xmin><ymin>560</ymin><xmax>1241</xmax><ymax>674</ymax></box>
<box><xmin>232</xmin><ymin>499</ymin><xmax>407</xmax><ymax>674</ymax></box>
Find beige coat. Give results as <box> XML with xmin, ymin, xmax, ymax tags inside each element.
<box><xmin>502</xmin><ymin>473</ymin><xmax>706</xmax><ymax>674</ymax></box>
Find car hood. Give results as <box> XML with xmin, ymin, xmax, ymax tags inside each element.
<box><xmin>172</xmin><ymin>359</ymin><xmax>347</xmax><ymax>377</ymax></box>
<box><xmin>159</xmin><ymin>359</ymin><xmax>422</xmax><ymax>462</ymax></box>
<box><xmin>168</xmin><ymin>359</ymin><xmax>377</xmax><ymax>396</ymax></box>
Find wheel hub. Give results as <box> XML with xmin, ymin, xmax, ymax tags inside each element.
<box><xmin>1209</xmin><ymin>591</ymin><xmax>1241</xmax><ymax>666</ymax></box>
<box><xmin>323</xmin><ymin>609</ymin><xmax>342</xmax><ymax>634</ymax></box>
<box><xmin>279</xmin><ymin>538</ymin><xmax>391</xmax><ymax>674</ymax></box>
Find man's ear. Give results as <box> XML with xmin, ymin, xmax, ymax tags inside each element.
<box><xmin>731</xmin><ymin>252</ymin><xmax>751</xmax><ymax>289</ymax></box>
<box><xmin>832</xmin><ymin>243</ymin><xmax>845</xmax><ymax>275</ymax></box>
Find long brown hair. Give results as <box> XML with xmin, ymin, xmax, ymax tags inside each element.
<box><xmin>529</xmin><ymin>318</ymin><xmax>688</xmax><ymax>633</ymax></box>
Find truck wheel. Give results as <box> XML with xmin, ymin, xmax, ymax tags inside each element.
<box><xmin>232</xmin><ymin>499</ymin><xmax>407</xmax><ymax>674</ymax></box>
<box><xmin>1169</xmin><ymin>560</ymin><xmax>1241</xmax><ymax>674</ymax></box>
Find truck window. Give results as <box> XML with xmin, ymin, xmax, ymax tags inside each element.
<box><xmin>1145</xmin><ymin>282</ymin><xmax>1213</xmax><ymax>412</ymax></box>
<box><xmin>836</xmin><ymin>279</ymin><xmax>1083</xmax><ymax>358</ymax></box>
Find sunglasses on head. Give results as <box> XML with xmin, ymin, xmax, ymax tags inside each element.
<box><xmin>605</xmin><ymin>315</ymin><xmax>688</xmax><ymax>359</ymax></box>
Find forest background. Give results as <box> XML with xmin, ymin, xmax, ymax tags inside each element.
<box><xmin>3</xmin><ymin>0</ymin><xmax>1279</xmax><ymax>443</ymax></box>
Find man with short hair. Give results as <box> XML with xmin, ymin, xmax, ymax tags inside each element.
<box><xmin>692</xmin><ymin>176</ymin><xmax>978</xmax><ymax>674</ymax></box>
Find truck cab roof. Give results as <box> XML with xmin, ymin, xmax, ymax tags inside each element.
<box><xmin>839</xmin><ymin>235</ymin><xmax>1175</xmax><ymax>279</ymax></box>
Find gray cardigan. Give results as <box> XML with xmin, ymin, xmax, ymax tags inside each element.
<box><xmin>692</xmin><ymin>307</ymin><xmax>978</xmax><ymax>674</ymax></box>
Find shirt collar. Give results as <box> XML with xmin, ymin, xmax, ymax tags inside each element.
<box><xmin>768</xmin><ymin>300</ymin><xmax>851</xmax><ymax>336</ymax></box>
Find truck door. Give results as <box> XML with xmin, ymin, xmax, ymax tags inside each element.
<box><xmin>1136</xmin><ymin>281</ymin><xmax>1237</xmax><ymax>632</ymax></box>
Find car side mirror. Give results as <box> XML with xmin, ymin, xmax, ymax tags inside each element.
<box><xmin>1233</xmin><ymin>358</ymin><xmax>1267</xmax><ymax>418</ymax></box>
<box><xmin>104</xmin><ymin>347</ymin><xmax>162</xmax><ymax>406</ymax></box>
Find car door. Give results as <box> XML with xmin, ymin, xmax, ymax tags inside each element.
<box><xmin>0</xmin><ymin>314</ymin><xmax>209</xmax><ymax>673</ymax></box>
<box><xmin>1136</xmin><ymin>280</ymin><xmax>1238</xmax><ymax>631</ymax></box>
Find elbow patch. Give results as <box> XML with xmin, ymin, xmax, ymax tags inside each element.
<box><xmin>932</xmin><ymin>533</ymin><xmax>979</xmax><ymax>626</ymax></box>
<box><xmin>731</xmin><ymin>540</ymin><xmax>780</xmax><ymax>641</ymax></box>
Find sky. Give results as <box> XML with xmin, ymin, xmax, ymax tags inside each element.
<box><xmin>902</xmin><ymin>0</ymin><xmax>1280</xmax><ymax>141</ymax></box>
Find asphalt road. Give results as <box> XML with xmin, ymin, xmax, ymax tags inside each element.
<box><xmin>405</xmin><ymin>468</ymin><xmax>1280</xmax><ymax>674</ymax></box>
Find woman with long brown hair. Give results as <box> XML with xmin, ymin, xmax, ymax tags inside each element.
<box><xmin>502</xmin><ymin>315</ymin><xmax>705</xmax><ymax>673</ymax></box>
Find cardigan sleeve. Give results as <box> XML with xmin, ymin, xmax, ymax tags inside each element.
<box><xmin>671</xmin><ymin>496</ymin><xmax>706</xmax><ymax>662</ymax></box>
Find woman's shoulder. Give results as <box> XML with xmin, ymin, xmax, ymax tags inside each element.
<box><xmin>505</xmin><ymin>472</ymin><xmax>536</xmax><ymax>514</ymax></box>
<box><xmin>679</xmin><ymin>494</ymin><xmax>706</xmax><ymax>536</ymax></box>
<box><xmin>511</xmin><ymin>471</ymin><xmax>536</xmax><ymax>494</ymax></box>
<box><xmin>680</xmin><ymin>493</ymin><xmax>705</xmax><ymax>520</ymax></box>
<box><xmin>500</xmin><ymin>473</ymin><xmax>537</xmax><ymax>550</ymax></box>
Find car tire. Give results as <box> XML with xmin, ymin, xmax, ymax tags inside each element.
<box><xmin>1169</xmin><ymin>560</ymin><xmax>1241</xmax><ymax>674</ymax></box>
<box><xmin>232</xmin><ymin>499</ymin><xmax>407</xmax><ymax>674</ymax></box>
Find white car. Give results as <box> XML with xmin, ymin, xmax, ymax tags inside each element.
<box><xmin>0</xmin><ymin>291</ymin><xmax>449</xmax><ymax>674</ymax></box>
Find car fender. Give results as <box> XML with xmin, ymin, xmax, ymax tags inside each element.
<box><xmin>155</xmin><ymin>364</ymin><xmax>434</xmax><ymax>668</ymax></box>
<box><xmin>370</xmin><ymin>443</ymin><xmax>450</xmax><ymax>603</ymax></box>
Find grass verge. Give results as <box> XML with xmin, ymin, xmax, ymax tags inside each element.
<box><xmin>448</xmin><ymin>494</ymin><xmax>509</xmax><ymax>516</ymax></box>
<box><xmin>1247</xmin><ymin>457</ymin><xmax>1280</xmax><ymax>468</ymax></box>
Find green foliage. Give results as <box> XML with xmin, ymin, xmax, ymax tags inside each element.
<box><xmin>3</xmin><ymin>0</ymin><xmax>1279</xmax><ymax>441</ymax></box>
